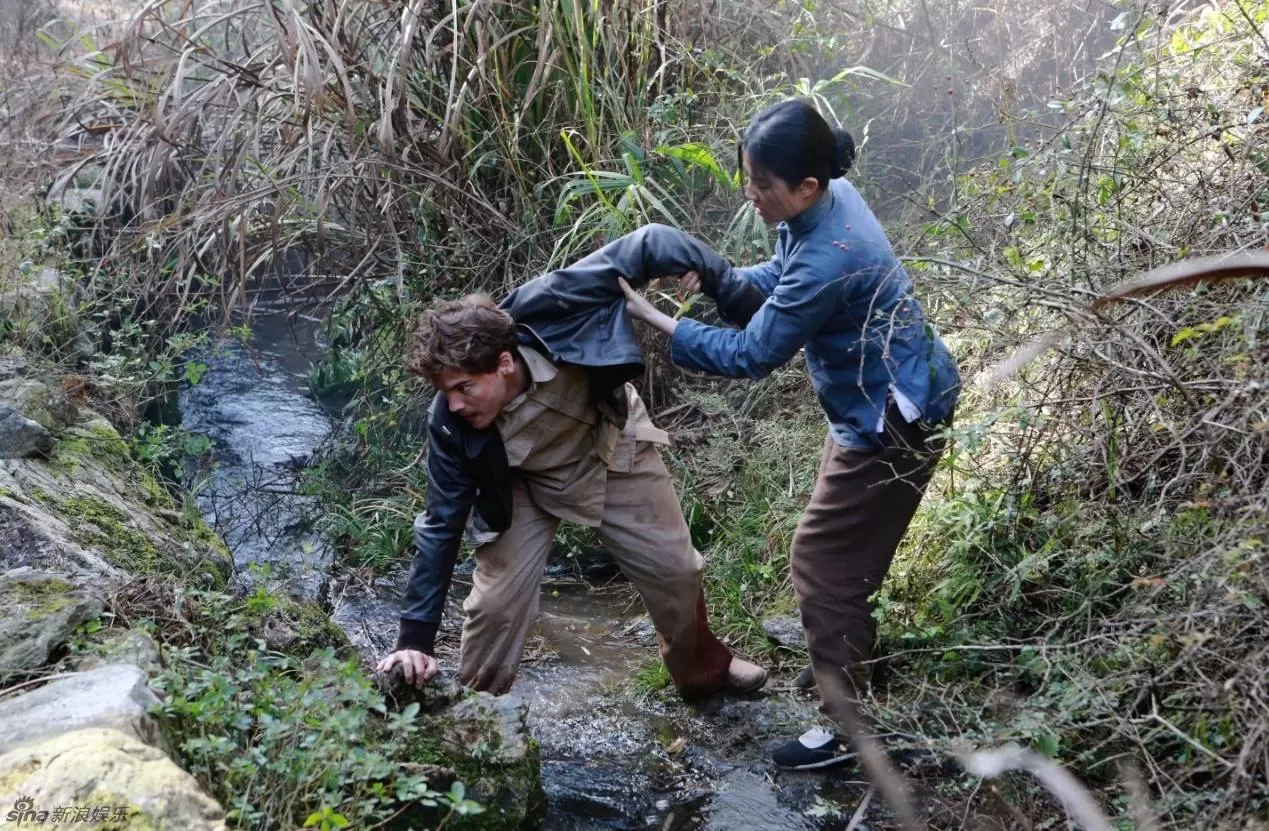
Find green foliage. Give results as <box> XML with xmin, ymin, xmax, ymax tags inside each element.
<box><xmin>631</xmin><ymin>659</ymin><xmax>672</xmax><ymax>696</ymax></box>
<box><xmin>152</xmin><ymin>588</ymin><xmax>479</xmax><ymax>829</ymax></box>
<box><xmin>10</xmin><ymin>0</ymin><xmax>1269</xmax><ymax>826</ymax></box>
<box><xmin>862</xmin><ymin>5</ymin><xmax>1269</xmax><ymax>823</ymax></box>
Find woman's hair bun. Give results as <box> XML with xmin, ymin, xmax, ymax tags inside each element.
<box><xmin>833</xmin><ymin>127</ymin><xmax>856</xmax><ymax>176</ymax></box>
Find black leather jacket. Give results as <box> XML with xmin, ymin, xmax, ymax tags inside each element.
<box><xmin>395</xmin><ymin>224</ymin><xmax>765</xmax><ymax>653</ymax></box>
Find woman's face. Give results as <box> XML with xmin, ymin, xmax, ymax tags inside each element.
<box><xmin>742</xmin><ymin>151</ymin><xmax>820</xmax><ymax>225</ymax></box>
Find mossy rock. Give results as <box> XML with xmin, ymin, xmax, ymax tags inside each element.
<box><xmin>61</xmin><ymin>627</ymin><xmax>163</xmax><ymax>679</ymax></box>
<box><xmin>0</xmin><ymin>568</ymin><xmax>103</xmax><ymax>685</ymax></box>
<box><xmin>0</xmin><ymin>727</ymin><xmax>228</xmax><ymax>830</ymax></box>
<box><xmin>400</xmin><ymin>693</ymin><xmax>547</xmax><ymax>831</ymax></box>
<box><xmin>49</xmin><ymin>415</ymin><xmax>170</xmax><ymax>508</ymax></box>
<box><xmin>234</xmin><ymin>588</ymin><xmax>353</xmax><ymax>659</ymax></box>
<box><xmin>20</xmin><ymin>413</ymin><xmax>232</xmax><ymax>589</ymax></box>
<box><xmin>0</xmin><ymin>377</ymin><xmax>77</xmax><ymax>431</ymax></box>
<box><xmin>40</xmin><ymin>492</ymin><xmax>226</xmax><ymax>589</ymax></box>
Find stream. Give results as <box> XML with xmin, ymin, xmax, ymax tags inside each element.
<box><xmin>179</xmin><ymin>299</ymin><xmax>877</xmax><ymax>830</ymax></box>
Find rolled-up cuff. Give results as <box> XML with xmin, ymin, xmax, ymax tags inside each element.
<box><xmin>395</xmin><ymin>618</ymin><xmax>439</xmax><ymax>654</ymax></box>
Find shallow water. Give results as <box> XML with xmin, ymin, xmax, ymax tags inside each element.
<box><xmin>179</xmin><ymin>301</ymin><xmax>334</xmax><ymax>600</ymax></box>
<box><xmin>183</xmin><ymin>307</ymin><xmax>874</xmax><ymax>830</ymax></box>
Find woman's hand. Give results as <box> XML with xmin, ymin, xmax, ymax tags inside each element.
<box><xmin>678</xmin><ymin>270</ymin><xmax>702</xmax><ymax>294</ymax></box>
<box><xmin>618</xmin><ymin>277</ymin><xmax>678</xmax><ymax>337</ymax></box>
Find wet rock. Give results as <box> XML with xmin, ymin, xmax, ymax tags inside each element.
<box><xmin>440</xmin><ymin>693</ymin><xmax>535</xmax><ymax>766</ymax></box>
<box><xmin>0</xmin><ymin>664</ymin><xmax>169</xmax><ymax>755</ymax></box>
<box><xmin>376</xmin><ymin>666</ymin><xmax>465</xmax><ymax>715</ymax></box>
<box><xmin>695</xmin><ymin>768</ymin><xmax>814</xmax><ymax>830</ymax></box>
<box><xmin>619</xmin><ymin>614</ymin><xmax>658</xmax><ymax>646</ymax></box>
<box><xmin>546</xmin><ymin>543</ymin><xmax>620</xmax><ymax>581</ymax></box>
<box><xmin>397</xmin><ymin>691</ymin><xmax>547</xmax><ymax>830</ymax></box>
<box><xmin>762</xmin><ymin>614</ymin><xmax>806</xmax><ymax>649</ymax></box>
<box><xmin>541</xmin><ymin>759</ymin><xmax>660</xmax><ymax>826</ymax></box>
<box><xmin>0</xmin><ymin>404</ymin><xmax>54</xmax><ymax>458</ymax></box>
<box><xmin>0</xmin><ymin>567</ymin><xmax>103</xmax><ymax>684</ymax></box>
<box><xmin>0</xmin><ymin>727</ymin><xmax>227</xmax><ymax>830</ymax></box>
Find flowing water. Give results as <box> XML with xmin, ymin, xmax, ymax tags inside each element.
<box><xmin>180</xmin><ymin>302</ymin><xmax>877</xmax><ymax>830</ymax></box>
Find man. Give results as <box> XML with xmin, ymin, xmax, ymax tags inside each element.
<box><xmin>376</xmin><ymin>224</ymin><xmax>770</xmax><ymax>699</ymax></box>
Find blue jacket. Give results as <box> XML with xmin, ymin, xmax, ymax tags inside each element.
<box><xmin>671</xmin><ymin>178</ymin><xmax>960</xmax><ymax>448</ymax></box>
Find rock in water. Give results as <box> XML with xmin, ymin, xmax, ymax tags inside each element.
<box><xmin>433</xmin><ymin>692</ymin><xmax>547</xmax><ymax>828</ymax></box>
<box><xmin>377</xmin><ymin>667</ymin><xmax>546</xmax><ymax>830</ymax></box>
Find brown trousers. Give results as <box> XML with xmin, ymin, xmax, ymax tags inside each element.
<box><xmin>791</xmin><ymin>402</ymin><xmax>949</xmax><ymax>706</ymax></box>
<box><xmin>458</xmin><ymin>441</ymin><xmax>733</xmax><ymax>699</ymax></box>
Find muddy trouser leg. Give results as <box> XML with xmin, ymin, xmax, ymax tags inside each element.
<box><xmin>595</xmin><ymin>440</ymin><xmax>734</xmax><ymax>700</ymax></box>
<box><xmin>790</xmin><ymin>404</ymin><xmax>949</xmax><ymax>711</ymax></box>
<box><xmin>458</xmin><ymin>478</ymin><xmax>559</xmax><ymax>695</ymax></box>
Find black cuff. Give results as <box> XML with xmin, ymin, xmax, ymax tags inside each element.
<box><xmin>396</xmin><ymin>618</ymin><xmax>438</xmax><ymax>654</ymax></box>
<box><xmin>717</xmin><ymin>283</ymin><xmax>766</xmax><ymax>327</ymax></box>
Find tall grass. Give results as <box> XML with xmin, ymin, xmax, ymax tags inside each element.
<box><xmin>867</xmin><ymin>3</ymin><xmax>1269</xmax><ymax>825</ymax></box>
<box><xmin>9</xmin><ymin>0</ymin><xmax>1269</xmax><ymax>826</ymax></box>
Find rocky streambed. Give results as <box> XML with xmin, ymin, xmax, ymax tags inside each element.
<box><xmin>0</xmin><ymin>272</ymin><xmax>887</xmax><ymax>829</ymax></box>
<box><xmin>177</xmin><ymin>298</ymin><xmax>884</xmax><ymax>830</ymax></box>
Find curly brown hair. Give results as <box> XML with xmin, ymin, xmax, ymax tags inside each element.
<box><xmin>407</xmin><ymin>294</ymin><xmax>518</xmax><ymax>380</ymax></box>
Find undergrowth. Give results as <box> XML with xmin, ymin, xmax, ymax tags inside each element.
<box><xmin>115</xmin><ymin>578</ymin><xmax>485</xmax><ymax>830</ymax></box>
<box><xmin>5</xmin><ymin>0</ymin><xmax>1269</xmax><ymax>827</ymax></box>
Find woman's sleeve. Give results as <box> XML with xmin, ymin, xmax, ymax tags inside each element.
<box><xmin>670</xmin><ymin>258</ymin><xmax>841</xmax><ymax>379</ymax></box>
<box><xmin>734</xmin><ymin>254</ymin><xmax>783</xmax><ymax>297</ymax></box>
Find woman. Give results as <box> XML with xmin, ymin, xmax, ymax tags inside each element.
<box><xmin>619</xmin><ymin>98</ymin><xmax>960</xmax><ymax>769</ymax></box>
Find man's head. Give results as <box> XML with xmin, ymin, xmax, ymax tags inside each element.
<box><xmin>408</xmin><ymin>294</ymin><xmax>523</xmax><ymax>430</ymax></box>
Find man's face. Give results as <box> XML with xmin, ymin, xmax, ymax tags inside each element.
<box><xmin>432</xmin><ymin>351</ymin><xmax>519</xmax><ymax>430</ymax></box>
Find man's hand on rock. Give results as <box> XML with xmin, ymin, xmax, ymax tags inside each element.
<box><xmin>376</xmin><ymin>649</ymin><xmax>438</xmax><ymax>688</ymax></box>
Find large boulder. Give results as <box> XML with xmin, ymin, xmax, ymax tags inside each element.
<box><xmin>0</xmin><ymin>727</ymin><xmax>227</xmax><ymax>831</ymax></box>
<box><xmin>0</xmin><ymin>663</ymin><xmax>168</xmax><ymax>755</ymax></box>
<box><xmin>0</xmin><ymin>409</ymin><xmax>232</xmax><ymax>587</ymax></box>
<box><xmin>0</xmin><ymin>567</ymin><xmax>103</xmax><ymax>684</ymax></box>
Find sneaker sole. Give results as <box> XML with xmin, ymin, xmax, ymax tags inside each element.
<box><xmin>778</xmin><ymin>751</ymin><xmax>859</xmax><ymax>770</ymax></box>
